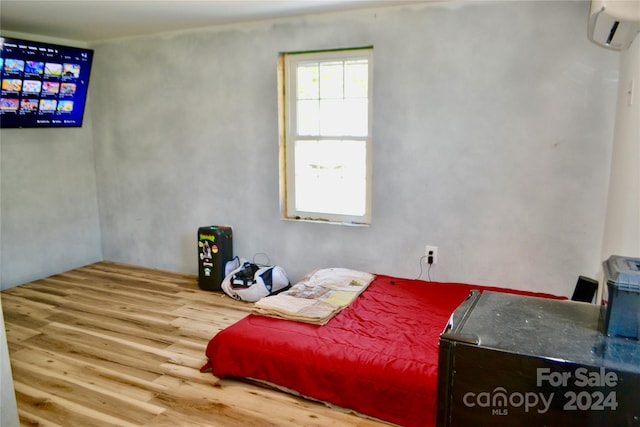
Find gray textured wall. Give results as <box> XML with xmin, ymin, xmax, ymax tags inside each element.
<box><xmin>601</xmin><ymin>38</ymin><xmax>640</xmax><ymax>261</ymax></box>
<box><xmin>0</xmin><ymin>302</ymin><xmax>18</xmax><ymax>427</ymax></box>
<box><xmin>1</xmin><ymin>119</ymin><xmax>102</xmax><ymax>289</ymax></box>
<box><xmin>1</xmin><ymin>1</ymin><xmax>620</xmax><ymax>296</ymax></box>
<box><xmin>90</xmin><ymin>0</ymin><xmax>619</xmax><ymax>295</ymax></box>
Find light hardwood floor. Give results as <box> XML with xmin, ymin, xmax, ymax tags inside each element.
<box><xmin>2</xmin><ymin>262</ymin><xmax>387</xmax><ymax>427</ymax></box>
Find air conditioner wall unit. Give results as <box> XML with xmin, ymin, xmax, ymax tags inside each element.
<box><xmin>588</xmin><ymin>0</ymin><xmax>640</xmax><ymax>50</ymax></box>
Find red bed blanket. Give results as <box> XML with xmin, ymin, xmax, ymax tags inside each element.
<box><xmin>203</xmin><ymin>275</ymin><xmax>563</xmax><ymax>427</ymax></box>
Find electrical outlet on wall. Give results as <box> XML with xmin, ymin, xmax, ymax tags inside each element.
<box><xmin>425</xmin><ymin>245</ymin><xmax>438</xmax><ymax>265</ymax></box>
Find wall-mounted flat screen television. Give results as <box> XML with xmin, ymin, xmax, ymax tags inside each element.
<box><xmin>0</xmin><ymin>37</ymin><xmax>94</xmax><ymax>128</ymax></box>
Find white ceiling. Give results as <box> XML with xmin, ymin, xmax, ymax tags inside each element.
<box><xmin>0</xmin><ymin>0</ymin><xmax>429</xmax><ymax>42</ymax></box>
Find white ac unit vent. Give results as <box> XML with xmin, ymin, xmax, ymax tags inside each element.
<box><xmin>588</xmin><ymin>0</ymin><xmax>640</xmax><ymax>50</ymax></box>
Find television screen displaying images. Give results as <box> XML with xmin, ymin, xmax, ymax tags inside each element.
<box><xmin>0</xmin><ymin>37</ymin><xmax>93</xmax><ymax>128</ymax></box>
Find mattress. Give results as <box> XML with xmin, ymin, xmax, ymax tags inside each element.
<box><xmin>203</xmin><ymin>275</ymin><xmax>562</xmax><ymax>427</ymax></box>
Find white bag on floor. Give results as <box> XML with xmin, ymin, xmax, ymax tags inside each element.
<box><xmin>221</xmin><ymin>258</ymin><xmax>290</xmax><ymax>302</ymax></box>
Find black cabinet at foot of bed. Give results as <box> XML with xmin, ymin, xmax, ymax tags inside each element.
<box><xmin>437</xmin><ymin>291</ymin><xmax>640</xmax><ymax>427</ymax></box>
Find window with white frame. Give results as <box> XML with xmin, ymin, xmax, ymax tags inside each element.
<box><xmin>278</xmin><ymin>47</ymin><xmax>373</xmax><ymax>225</ymax></box>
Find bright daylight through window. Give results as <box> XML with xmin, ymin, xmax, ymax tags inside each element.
<box><xmin>279</xmin><ymin>47</ymin><xmax>373</xmax><ymax>225</ymax></box>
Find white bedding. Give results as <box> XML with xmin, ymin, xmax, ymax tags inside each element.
<box><xmin>252</xmin><ymin>268</ymin><xmax>375</xmax><ymax>325</ymax></box>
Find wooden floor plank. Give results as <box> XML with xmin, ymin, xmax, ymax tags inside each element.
<box><xmin>2</xmin><ymin>321</ymin><xmax>41</xmax><ymax>350</ymax></box>
<box><xmin>11</xmin><ymin>362</ymin><xmax>164</xmax><ymax>425</ymax></box>
<box><xmin>11</xmin><ymin>347</ymin><xmax>165</xmax><ymax>402</ymax></box>
<box><xmin>14</xmin><ymin>382</ymin><xmax>141</xmax><ymax>427</ymax></box>
<box><xmin>2</xmin><ymin>262</ymin><xmax>389</xmax><ymax>426</ymax></box>
<box><xmin>1</xmin><ymin>292</ymin><xmax>57</xmax><ymax>325</ymax></box>
<box><xmin>16</xmin><ymin>409</ymin><xmax>67</xmax><ymax>427</ymax></box>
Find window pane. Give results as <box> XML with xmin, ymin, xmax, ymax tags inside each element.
<box><xmin>319</xmin><ymin>61</ymin><xmax>343</xmax><ymax>99</ymax></box>
<box><xmin>343</xmin><ymin>98</ymin><xmax>368</xmax><ymax>136</ymax></box>
<box><xmin>344</xmin><ymin>60</ymin><xmax>368</xmax><ymax>99</ymax></box>
<box><xmin>297</xmin><ymin>64</ymin><xmax>319</xmax><ymax>99</ymax></box>
<box><xmin>297</xmin><ymin>99</ymin><xmax>319</xmax><ymax>136</ymax></box>
<box><xmin>319</xmin><ymin>99</ymin><xmax>344</xmax><ymax>136</ymax></box>
<box><xmin>319</xmin><ymin>98</ymin><xmax>368</xmax><ymax>137</ymax></box>
<box><xmin>294</xmin><ymin>140</ymin><xmax>366</xmax><ymax>216</ymax></box>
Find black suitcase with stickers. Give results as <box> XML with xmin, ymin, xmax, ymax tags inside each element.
<box><xmin>197</xmin><ymin>225</ymin><xmax>233</xmax><ymax>291</ymax></box>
